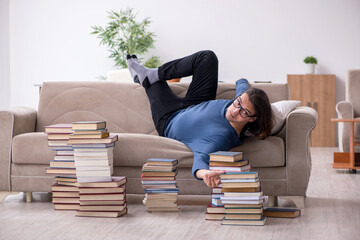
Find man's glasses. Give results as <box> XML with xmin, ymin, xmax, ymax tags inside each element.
<box><xmin>232</xmin><ymin>97</ymin><xmax>256</xmax><ymax>118</ymax></box>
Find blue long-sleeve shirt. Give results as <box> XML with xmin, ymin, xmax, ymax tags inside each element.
<box><xmin>164</xmin><ymin>79</ymin><xmax>250</xmax><ymax>179</ymax></box>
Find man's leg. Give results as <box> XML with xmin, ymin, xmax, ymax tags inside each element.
<box><xmin>158</xmin><ymin>50</ymin><xmax>219</xmax><ymax>107</ymax></box>
<box><xmin>138</xmin><ymin>50</ymin><xmax>219</xmax><ymax>135</ymax></box>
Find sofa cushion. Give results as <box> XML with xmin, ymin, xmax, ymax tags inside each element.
<box><xmin>12</xmin><ymin>132</ymin><xmax>284</xmax><ymax>168</ymax></box>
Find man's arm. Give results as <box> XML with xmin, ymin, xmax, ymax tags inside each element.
<box><xmin>196</xmin><ymin>169</ymin><xmax>225</xmax><ymax>188</ymax></box>
<box><xmin>235</xmin><ymin>78</ymin><xmax>250</xmax><ymax>98</ymax></box>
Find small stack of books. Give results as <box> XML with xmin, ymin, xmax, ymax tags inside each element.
<box><xmin>76</xmin><ymin>176</ymin><xmax>127</xmax><ymax>218</ymax></box>
<box><xmin>205</xmin><ymin>151</ymin><xmax>250</xmax><ymax>221</ymax></box>
<box><xmin>141</xmin><ymin>158</ymin><xmax>180</xmax><ymax>212</ymax></box>
<box><xmin>67</xmin><ymin>121</ymin><xmax>118</xmax><ymax>183</ymax></box>
<box><xmin>45</xmin><ymin>123</ymin><xmax>79</xmax><ymax>210</ymax></box>
<box><xmin>220</xmin><ymin>171</ymin><xmax>266</xmax><ymax>226</ymax></box>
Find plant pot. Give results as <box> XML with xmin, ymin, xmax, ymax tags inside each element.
<box><xmin>107</xmin><ymin>69</ymin><xmax>133</xmax><ymax>82</ymax></box>
<box><xmin>306</xmin><ymin>64</ymin><xmax>316</xmax><ymax>74</ymax></box>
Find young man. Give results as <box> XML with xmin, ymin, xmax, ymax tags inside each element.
<box><xmin>127</xmin><ymin>50</ymin><xmax>273</xmax><ymax>188</ymax></box>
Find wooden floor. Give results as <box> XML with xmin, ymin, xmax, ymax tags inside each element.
<box><xmin>0</xmin><ymin>148</ymin><xmax>359</xmax><ymax>240</ymax></box>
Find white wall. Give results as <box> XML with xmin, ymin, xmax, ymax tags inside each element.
<box><xmin>6</xmin><ymin>0</ymin><xmax>360</xmax><ymax>109</ymax></box>
<box><xmin>0</xmin><ymin>0</ymin><xmax>10</xmax><ymax>109</ymax></box>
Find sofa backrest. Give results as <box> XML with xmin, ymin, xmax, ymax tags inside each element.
<box><xmin>36</xmin><ymin>81</ymin><xmax>288</xmax><ymax>134</ymax></box>
<box><xmin>347</xmin><ymin>70</ymin><xmax>360</xmax><ymax>117</ymax></box>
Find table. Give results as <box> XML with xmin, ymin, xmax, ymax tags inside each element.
<box><xmin>331</xmin><ymin>118</ymin><xmax>360</xmax><ymax>172</ymax></box>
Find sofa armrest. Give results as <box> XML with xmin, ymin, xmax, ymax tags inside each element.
<box><xmin>285</xmin><ymin>106</ymin><xmax>318</xmax><ymax>196</ymax></box>
<box><xmin>335</xmin><ymin>101</ymin><xmax>353</xmax><ymax>152</ymax></box>
<box><xmin>0</xmin><ymin>107</ymin><xmax>37</xmax><ymax>191</ymax></box>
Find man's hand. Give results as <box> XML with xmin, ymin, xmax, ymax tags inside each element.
<box><xmin>196</xmin><ymin>169</ymin><xmax>225</xmax><ymax>188</ymax></box>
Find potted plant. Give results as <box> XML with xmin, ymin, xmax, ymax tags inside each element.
<box><xmin>303</xmin><ymin>56</ymin><xmax>318</xmax><ymax>74</ymax></box>
<box><xmin>91</xmin><ymin>8</ymin><xmax>161</xmax><ymax>81</ymax></box>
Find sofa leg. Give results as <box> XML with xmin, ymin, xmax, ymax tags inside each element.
<box><xmin>25</xmin><ymin>192</ymin><xmax>32</xmax><ymax>203</ymax></box>
<box><xmin>279</xmin><ymin>196</ymin><xmax>305</xmax><ymax>209</ymax></box>
<box><xmin>0</xmin><ymin>191</ymin><xmax>20</xmax><ymax>203</ymax></box>
<box><xmin>268</xmin><ymin>196</ymin><xmax>278</xmax><ymax>207</ymax></box>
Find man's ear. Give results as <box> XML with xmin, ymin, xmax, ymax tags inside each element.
<box><xmin>249</xmin><ymin>117</ymin><xmax>257</xmax><ymax>122</ymax></box>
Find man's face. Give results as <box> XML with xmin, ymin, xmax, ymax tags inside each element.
<box><xmin>226</xmin><ymin>93</ymin><xmax>257</xmax><ymax>125</ymax></box>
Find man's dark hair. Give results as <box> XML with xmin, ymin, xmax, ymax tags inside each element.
<box><xmin>243</xmin><ymin>88</ymin><xmax>274</xmax><ymax>139</ymax></box>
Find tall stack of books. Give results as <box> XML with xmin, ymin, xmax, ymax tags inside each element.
<box><xmin>141</xmin><ymin>158</ymin><xmax>180</xmax><ymax>212</ymax></box>
<box><xmin>67</xmin><ymin>121</ymin><xmax>118</xmax><ymax>183</ymax></box>
<box><xmin>220</xmin><ymin>171</ymin><xmax>266</xmax><ymax>226</ymax></box>
<box><xmin>205</xmin><ymin>151</ymin><xmax>249</xmax><ymax>221</ymax></box>
<box><xmin>45</xmin><ymin>123</ymin><xmax>79</xmax><ymax>211</ymax></box>
<box><xmin>76</xmin><ymin>176</ymin><xmax>127</xmax><ymax>218</ymax></box>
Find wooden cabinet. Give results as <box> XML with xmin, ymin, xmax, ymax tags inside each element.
<box><xmin>287</xmin><ymin>74</ymin><xmax>336</xmax><ymax>147</ymax></box>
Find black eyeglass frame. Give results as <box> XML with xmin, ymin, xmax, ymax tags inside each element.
<box><xmin>232</xmin><ymin>96</ymin><xmax>257</xmax><ymax>118</ymax></box>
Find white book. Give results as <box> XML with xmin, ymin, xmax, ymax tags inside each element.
<box><xmin>220</xmin><ymin>177</ymin><xmax>260</xmax><ymax>183</ymax></box>
<box><xmin>76</xmin><ymin>169</ymin><xmax>112</xmax><ymax>177</ymax></box>
<box><xmin>74</xmin><ymin>147</ymin><xmax>114</xmax><ymax>153</ymax></box>
<box><xmin>220</xmin><ymin>195</ymin><xmax>265</xmax><ymax>201</ymax></box>
<box><xmin>211</xmin><ymin>193</ymin><xmax>224</xmax><ymax>199</ymax></box>
<box><xmin>224</xmin><ymin>191</ymin><xmax>263</xmax><ymax>197</ymax></box>
<box><xmin>212</xmin><ymin>188</ymin><xmax>222</xmax><ymax>194</ymax></box>
<box><xmin>74</xmin><ymin>151</ymin><xmax>113</xmax><ymax>157</ymax></box>
<box><xmin>141</xmin><ymin>180</ymin><xmax>176</xmax><ymax>184</ymax></box>
<box><xmin>54</xmin><ymin>155</ymin><xmax>75</xmax><ymax>161</ymax></box>
<box><xmin>74</xmin><ymin>155</ymin><xmax>113</xmax><ymax>160</ymax></box>
<box><xmin>55</xmin><ymin>150</ymin><xmax>74</xmax><ymax>156</ymax></box>
<box><xmin>221</xmin><ymin>199</ymin><xmax>265</xmax><ymax>205</ymax></box>
<box><xmin>76</xmin><ymin>176</ymin><xmax>112</xmax><ymax>183</ymax></box>
<box><xmin>76</xmin><ymin>166</ymin><xmax>112</xmax><ymax>171</ymax></box>
<box><xmin>211</xmin><ymin>198</ymin><xmax>224</xmax><ymax>207</ymax></box>
<box><xmin>75</xmin><ymin>160</ymin><xmax>111</xmax><ymax>167</ymax></box>
<box><xmin>209</xmin><ymin>164</ymin><xmax>251</xmax><ymax>172</ymax></box>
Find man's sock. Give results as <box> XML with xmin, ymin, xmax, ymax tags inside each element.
<box><xmin>126</xmin><ymin>54</ymin><xmax>140</xmax><ymax>84</ymax></box>
<box><xmin>127</xmin><ymin>56</ymin><xmax>159</xmax><ymax>87</ymax></box>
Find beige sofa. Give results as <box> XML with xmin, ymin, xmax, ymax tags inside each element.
<box><xmin>0</xmin><ymin>81</ymin><xmax>317</xmax><ymax>206</ymax></box>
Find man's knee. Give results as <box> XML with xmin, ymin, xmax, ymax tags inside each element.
<box><xmin>200</xmin><ymin>50</ymin><xmax>218</xmax><ymax>63</ymax></box>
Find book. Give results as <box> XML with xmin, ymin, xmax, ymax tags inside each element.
<box><xmin>224</xmin><ymin>213</ymin><xmax>262</xmax><ymax>220</ymax></box>
<box><xmin>53</xmin><ymin>155</ymin><xmax>75</xmax><ymax>161</ymax></box>
<box><xmin>79</xmin><ymin>200</ymin><xmax>126</xmax><ymax>206</ymax></box>
<box><xmin>146</xmin><ymin>158</ymin><xmax>178</xmax><ymax>166</ymax></box>
<box><xmin>221</xmin><ymin>177</ymin><xmax>260</xmax><ymax>183</ymax></box>
<box><xmin>225</xmin><ymin>208</ymin><xmax>263</xmax><ymax>214</ymax></box>
<box><xmin>142</xmin><ymin>163</ymin><xmax>177</xmax><ymax>172</ymax></box>
<box><xmin>55</xmin><ymin>176</ymin><xmax>77</xmax><ymax>183</ymax></box>
<box><xmin>206</xmin><ymin>203</ymin><xmax>225</xmax><ymax>214</ymax></box>
<box><xmin>45</xmin><ymin>124</ymin><xmax>73</xmax><ymax>134</ymax></box>
<box><xmin>76</xmin><ymin>207</ymin><xmax>127</xmax><ymax>218</ymax></box>
<box><xmin>76</xmin><ymin>176</ymin><xmax>113</xmax><ymax>183</ymax></box>
<box><xmin>140</xmin><ymin>175</ymin><xmax>175</xmax><ymax>181</ymax></box>
<box><xmin>72</xmin><ymin>121</ymin><xmax>106</xmax><ymax>130</ymax></box>
<box><xmin>48</xmin><ymin>140</ymin><xmax>70</xmax><ymax>147</ymax></box>
<box><xmin>69</xmin><ymin>132</ymin><xmax>110</xmax><ymax>139</ymax></box>
<box><xmin>224</xmin><ymin>203</ymin><xmax>263</xmax><ymax>208</ymax></box>
<box><xmin>146</xmin><ymin>207</ymin><xmax>180</xmax><ymax>212</ymax></box>
<box><xmin>221</xmin><ymin>199</ymin><xmax>265</xmax><ymax>205</ymax></box>
<box><xmin>141</xmin><ymin>171</ymin><xmax>177</xmax><ymax>177</ymax></box>
<box><xmin>67</xmin><ymin>134</ymin><xmax>118</xmax><ymax>144</ymax></box>
<box><xmin>79</xmin><ymin>203</ymin><xmax>127</xmax><ymax>212</ymax></box>
<box><xmin>76</xmin><ymin>176</ymin><xmax>127</xmax><ymax>188</ymax></box>
<box><xmin>72</xmin><ymin>143</ymin><xmax>115</xmax><ymax>148</ymax></box>
<box><xmin>141</xmin><ymin>180</ymin><xmax>176</xmax><ymax>185</ymax></box>
<box><xmin>205</xmin><ymin>213</ymin><xmax>225</xmax><ymax>221</ymax></box>
<box><xmin>47</xmin><ymin>134</ymin><xmax>72</xmax><ymax>140</ymax></box>
<box><xmin>221</xmin><ymin>195</ymin><xmax>265</xmax><ymax>201</ymax></box>
<box><xmin>263</xmin><ymin>207</ymin><xmax>301</xmax><ymax>218</ymax></box>
<box><xmin>75</xmin><ymin>160</ymin><xmax>113</xmax><ymax>167</ymax></box>
<box><xmin>220</xmin><ymin>172</ymin><xmax>259</xmax><ymax>179</ymax></box>
<box><xmin>221</xmin><ymin>218</ymin><xmax>267</xmax><ymax>226</ymax></box>
<box><xmin>209</xmin><ymin>164</ymin><xmax>251</xmax><ymax>172</ymax></box>
<box><xmin>51</xmin><ymin>184</ymin><xmax>78</xmax><ymax>192</ymax></box>
<box><xmin>144</xmin><ymin>188</ymin><xmax>179</xmax><ymax>193</ymax></box>
<box><xmin>209</xmin><ymin>159</ymin><xmax>249</xmax><ymax>167</ymax></box>
<box><xmin>52</xmin><ymin>197</ymin><xmax>80</xmax><ymax>204</ymax></box>
<box><xmin>224</xmin><ymin>191</ymin><xmax>263</xmax><ymax>197</ymax></box>
<box><xmin>46</xmin><ymin>168</ymin><xmax>76</xmax><ymax>175</ymax></box>
<box><xmin>221</xmin><ymin>187</ymin><xmax>261</xmax><ymax>193</ymax></box>
<box><xmin>209</xmin><ymin>151</ymin><xmax>243</xmax><ymax>162</ymax></box>
<box><xmin>73</xmin><ymin>129</ymin><xmax>107</xmax><ymax>134</ymax></box>
<box><xmin>54</xmin><ymin>203</ymin><xmax>80</xmax><ymax>211</ymax></box>
<box><xmin>52</xmin><ymin>191</ymin><xmax>80</xmax><ymax>198</ymax></box>
<box><xmin>79</xmin><ymin>185</ymin><xmax>125</xmax><ymax>194</ymax></box>
<box><xmin>50</xmin><ymin>161</ymin><xmax>75</xmax><ymax>168</ymax></box>
<box><xmin>55</xmin><ymin>150</ymin><xmax>74</xmax><ymax>156</ymax></box>
<box><xmin>79</xmin><ymin>193</ymin><xmax>125</xmax><ymax>201</ymax></box>
<box><xmin>221</xmin><ymin>181</ymin><xmax>260</xmax><ymax>188</ymax></box>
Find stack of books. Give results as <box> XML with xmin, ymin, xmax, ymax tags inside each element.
<box><xmin>220</xmin><ymin>171</ymin><xmax>266</xmax><ymax>226</ymax></box>
<box><xmin>45</xmin><ymin>123</ymin><xmax>79</xmax><ymax>210</ymax></box>
<box><xmin>76</xmin><ymin>176</ymin><xmax>127</xmax><ymax>218</ymax></box>
<box><xmin>205</xmin><ymin>151</ymin><xmax>250</xmax><ymax>221</ymax></box>
<box><xmin>141</xmin><ymin>158</ymin><xmax>180</xmax><ymax>212</ymax></box>
<box><xmin>67</xmin><ymin>121</ymin><xmax>118</xmax><ymax>183</ymax></box>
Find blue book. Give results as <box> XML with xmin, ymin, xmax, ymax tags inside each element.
<box><xmin>147</xmin><ymin>158</ymin><xmax>178</xmax><ymax>166</ymax></box>
<box><xmin>145</xmin><ymin>188</ymin><xmax>179</xmax><ymax>193</ymax></box>
<box><xmin>209</xmin><ymin>151</ymin><xmax>243</xmax><ymax>162</ymax></box>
